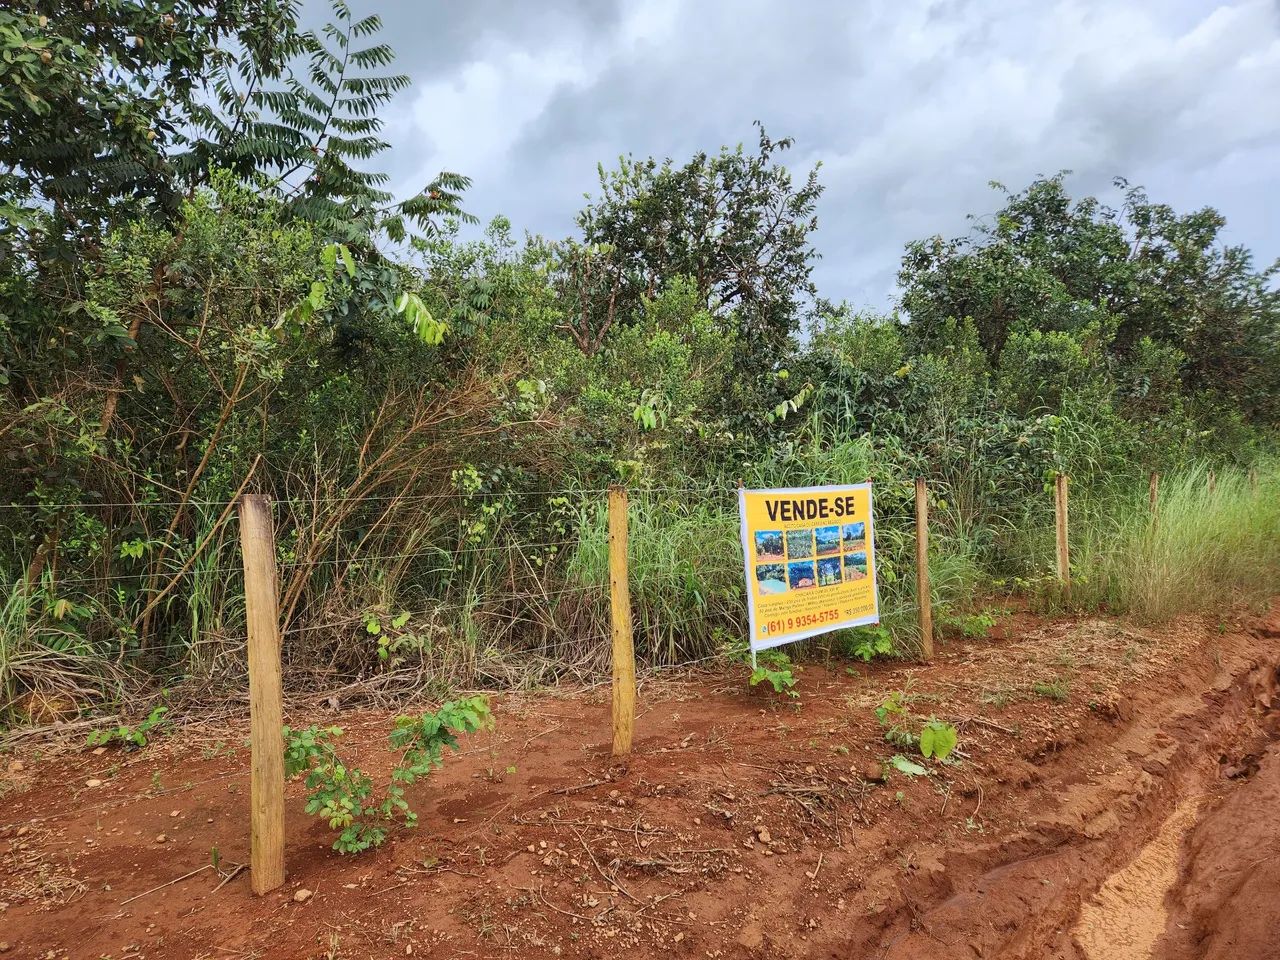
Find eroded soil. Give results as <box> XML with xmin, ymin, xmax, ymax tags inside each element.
<box><xmin>2</xmin><ymin>605</ymin><xmax>1278</xmax><ymax>960</ymax></box>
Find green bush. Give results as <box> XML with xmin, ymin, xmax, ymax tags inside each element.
<box><xmin>284</xmin><ymin>695</ymin><xmax>493</xmax><ymax>854</ymax></box>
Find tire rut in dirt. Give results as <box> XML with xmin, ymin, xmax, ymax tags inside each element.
<box><xmin>837</xmin><ymin>627</ymin><xmax>1280</xmax><ymax>960</ymax></box>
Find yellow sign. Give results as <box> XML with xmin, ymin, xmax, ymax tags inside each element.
<box><xmin>737</xmin><ymin>484</ymin><xmax>879</xmax><ymax>652</ymax></box>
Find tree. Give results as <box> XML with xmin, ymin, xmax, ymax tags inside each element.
<box><xmin>0</xmin><ymin>0</ymin><xmax>301</xmax><ymax>235</ymax></box>
<box><xmin>177</xmin><ymin>0</ymin><xmax>474</xmax><ymax>248</ymax></box>
<box><xmin>0</xmin><ymin>0</ymin><xmax>472</xmax><ymax>251</ymax></box>
<box><xmin>564</xmin><ymin>124</ymin><xmax>823</xmax><ymax>374</ymax></box>
<box><xmin>899</xmin><ymin>174</ymin><xmax>1280</xmax><ymax>429</ymax></box>
<box><xmin>1</xmin><ymin>0</ymin><xmax>477</xmax><ymax>443</ymax></box>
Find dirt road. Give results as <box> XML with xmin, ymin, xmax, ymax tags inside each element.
<box><xmin>2</xmin><ymin>606</ymin><xmax>1277</xmax><ymax>959</ymax></box>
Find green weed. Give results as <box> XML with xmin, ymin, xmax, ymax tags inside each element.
<box><xmin>87</xmin><ymin>705</ymin><xmax>171</xmax><ymax>750</ymax></box>
<box><xmin>1032</xmin><ymin>679</ymin><xmax>1070</xmax><ymax>702</ymax></box>
<box><xmin>875</xmin><ymin>690</ymin><xmax>959</xmax><ymax>761</ymax></box>
<box><xmin>723</xmin><ymin>639</ymin><xmax>799</xmax><ymax>697</ymax></box>
<box><xmin>940</xmin><ymin>608</ymin><xmax>1001</xmax><ymax>639</ymax></box>
<box><xmin>284</xmin><ymin>695</ymin><xmax>493</xmax><ymax>854</ymax></box>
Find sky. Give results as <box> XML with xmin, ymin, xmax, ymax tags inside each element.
<box><xmin>310</xmin><ymin>0</ymin><xmax>1280</xmax><ymax>310</ymax></box>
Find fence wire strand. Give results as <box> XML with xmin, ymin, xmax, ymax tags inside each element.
<box><xmin>0</xmin><ymin>485</ymin><xmax>731</xmax><ymax>512</ymax></box>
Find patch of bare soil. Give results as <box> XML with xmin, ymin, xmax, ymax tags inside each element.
<box><xmin>0</xmin><ymin>605</ymin><xmax>1277</xmax><ymax>960</ymax></box>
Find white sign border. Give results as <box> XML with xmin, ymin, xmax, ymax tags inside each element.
<box><xmin>738</xmin><ymin>482</ymin><xmax>881</xmax><ymax>657</ymax></box>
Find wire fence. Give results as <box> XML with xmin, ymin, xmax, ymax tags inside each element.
<box><xmin>0</xmin><ymin>485</ymin><xmax>732</xmax><ymax>512</ymax></box>
<box><xmin>1</xmin><ymin>483</ymin><xmax>781</xmax><ymax>722</ymax></box>
<box><xmin>2</xmin><ymin>464</ymin><xmax>1103</xmax><ymax>732</ymax></box>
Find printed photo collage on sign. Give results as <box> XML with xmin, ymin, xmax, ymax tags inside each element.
<box><xmin>752</xmin><ymin>521</ymin><xmax>868</xmax><ymax>596</ymax></box>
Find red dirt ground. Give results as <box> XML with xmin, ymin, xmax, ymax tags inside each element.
<box><xmin>2</xmin><ymin>605</ymin><xmax>1278</xmax><ymax>960</ymax></box>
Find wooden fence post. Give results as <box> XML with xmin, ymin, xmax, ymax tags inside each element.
<box><xmin>1249</xmin><ymin>468</ymin><xmax>1259</xmax><ymax>494</ymax></box>
<box><xmin>1208</xmin><ymin>470</ymin><xmax>1217</xmax><ymax>495</ymax></box>
<box><xmin>1148</xmin><ymin>471</ymin><xmax>1159</xmax><ymax>525</ymax></box>
<box><xmin>914</xmin><ymin>478</ymin><xmax>933</xmax><ymax>661</ymax></box>
<box><xmin>608</xmin><ymin>485</ymin><xmax>636</xmax><ymax>757</ymax></box>
<box><xmin>239</xmin><ymin>494</ymin><xmax>285</xmax><ymax>895</ymax></box>
<box><xmin>1054</xmin><ymin>473</ymin><xmax>1071</xmax><ymax>602</ymax></box>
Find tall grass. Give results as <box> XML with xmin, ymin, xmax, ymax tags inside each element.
<box><xmin>1072</xmin><ymin>463</ymin><xmax>1280</xmax><ymax>619</ymax></box>
<box><xmin>565</xmin><ymin>490</ymin><xmax>743</xmax><ymax>663</ymax></box>
<box><xmin>0</xmin><ymin>573</ymin><xmax>126</xmax><ymax>723</ymax></box>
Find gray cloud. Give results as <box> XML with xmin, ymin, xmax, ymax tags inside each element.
<box><xmin>319</xmin><ymin>0</ymin><xmax>1280</xmax><ymax>308</ymax></box>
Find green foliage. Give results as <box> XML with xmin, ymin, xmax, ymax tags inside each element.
<box><xmin>876</xmin><ymin>693</ymin><xmax>960</xmax><ymax>761</ymax></box>
<box><xmin>918</xmin><ymin>719</ymin><xmax>958</xmax><ymax>761</ymax></box>
<box><xmin>874</xmin><ymin>690</ymin><xmax>907</xmax><ymax>725</ymax></box>
<box><xmin>283</xmin><ymin>724</ymin><xmax>382</xmax><ymax>852</ymax></box>
<box><xmin>87</xmin><ymin>705</ymin><xmax>170</xmax><ymax>749</ymax></box>
<box><xmin>900</xmin><ymin>174</ymin><xmax>1280</xmax><ymax>450</ymax></box>
<box><xmin>569</xmin><ymin>124</ymin><xmax>823</xmax><ymax>399</ymax></box>
<box><xmin>0</xmin><ymin>0</ymin><xmax>289</xmax><ymax>231</ymax></box>
<box><xmin>389</xmin><ymin>696</ymin><xmax>494</xmax><ymax>775</ymax></box>
<box><xmin>1032</xmin><ymin>679</ymin><xmax>1070</xmax><ymax>703</ymax></box>
<box><xmin>940</xmin><ymin>609</ymin><xmax>999</xmax><ymax>639</ymax></box>
<box><xmin>556</xmin><ymin>275</ymin><xmax>740</xmax><ymax>480</ymax></box>
<box><xmin>874</xmin><ymin>690</ymin><xmax>917</xmax><ymax>749</ymax></box>
<box><xmin>0</xmin><ymin>0</ymin><xmax>1276</xmax><ymax>719</ymax></box>
<box><xmin>888</xmin><ymin>755</ymin><xmax>928</xmax><ymax>777</ymax></box>
<box><xmin>0</xmin><ymin>0</ymin><xmax>472</xmax><ymax>252</ymax></box>
<box><xmin>284</xmin><ymin>696</ymin><xmax>492</xmax><ymax>854</ymax></box>
<box><xmin>749</xmin><ymin>656</ymin><xmax>799</xmax><ymax>698</ymax></box>
<box><xmin>363</xmin><ymin>610</ymin><xmax>423</xmax><ymax>666</ymax></box>
<box><xmin>844</xmin><ymin>625</ymin><xmax>894</xmax><ymax>661</ymax></box>
<box><xmin>723</xmin><ymin>638</ymin><xmax>799</xmax><ymax>697</ymax></box>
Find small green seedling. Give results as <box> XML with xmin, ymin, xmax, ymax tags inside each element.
<box><xmin>876</xmin><ymin>691</ymin><xmax>960</xmax><ymax>761</ymax></box>
<box><xmin>87</xmin><ymin>706</ymin><xmax>170</xmax><ymax>750</ymax></box>
<box><xmin>875</xmin><ymin>691</ymin><xmax>917</xmax><ymax>748</ymax></box>
<box><xmin>722</xmin><ymin>638</ymin><xmax>800</xmax><ymax>698</ymax></box>
<box><xmin>747</xmin><ymin>648</ymin><xmax>799</xmax><ymax>698</ymax></box>
<box><xmin>364</xmin><ymin>610</ymin><xmax>424</xmax><ymax>666</ymax></box>
<box><xmin>751</xmin><ymin>663</ymin><xmax>798</xmax><ymax>696</ymax></box>
<box><xmin>919</xmin><ymin>718</ymin><xmax>958</xmax><ymax>761</ymax></box>
<box><xmin>875</xmin><ymin>690</ymin><xmax>907</xmax><ymax>725</ymax></box>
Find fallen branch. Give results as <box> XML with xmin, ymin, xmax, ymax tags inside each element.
<box><xmin>211</xmin><ymin>863</ymin><xmax>246</xmax><ymax>894</ymax></box>
<box><xmin>552</xmin><ymin>778</ymin><xmax>609</xmax><ymax>796</ymax></box>
<box><xmin>952</xmin><ymin>715</ymin><xmax>1017</xmax><ymax>736</ymax></box>
<box><xmin>120</xmin><ymin>864</ymin><xmax>212</xmax><ymax>905</ymax></box>
<box><xmin>571</xmin><ymin>827</ymin><xmax>641</xmax><ymax>904</ymax></box>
